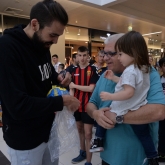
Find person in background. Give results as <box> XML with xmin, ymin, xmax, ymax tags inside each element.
<box><xmin>86</xmin><ymin>33</ymin><xmax>165</xmax><ymax>165</ymax></box>
<box><xmin>69</xmin><ymin>46</ymin><xmax>99</xmax><ymax>165</ymax></box>
<box><xmin>58</xmin><ymin>63</ymin><xmax>65</xmax><ymax>74</ymax></box>
<box><xmin>89</xmin><ymin>56</ymin><xmax>96</xmax><ymax>66</ymax></box>
<box><xmin>93</xmin><ymin>50</ymin><xmax>107</xmax><ymax>76</ymax></box>
<box><xmin>66</xmin><ymin>53</ymin><xmax>79</xmax><ymax>73</ymax></box>
<box><xmin>158</xmin><ymin>57</ymin><xmax>165</xmax><ymax>162</ymax></box>
<box><xmin>0</xmin><ymin>1</ymin><xmax>80</xmax><ymax>165</ymax></box>
<box><xmin>149</xmin><ymin>55</ymin><xmax>154</xmax><ymax>66</ymax></box>
<box><xmin>52</xmin><ymin>54</ymin><xmax>61</xmax><ymax>73</ymax></box>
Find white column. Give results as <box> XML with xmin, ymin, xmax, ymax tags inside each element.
<box><xmin>50</xmin><ymin>31</ymin><xmax>65</xmax><ymax>64</ymax></box>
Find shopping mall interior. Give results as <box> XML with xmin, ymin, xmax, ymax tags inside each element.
<box><xmin>0</xmin><ymin>0</ymin><xmax>165</xmax><ymax>165</ymax></box>
<box><xmin>0</xmin><ymin>0</ymin><xmax>165</xmax><ymax>65</ymax></box>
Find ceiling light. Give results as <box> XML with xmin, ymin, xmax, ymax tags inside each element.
<box><xmin>77</xmin><ymin>28</ymin><xmax>81</xmax><ymax>35</ymax></box>
<box><xmin>128</xmin><ymin>26</ymin><xmax>132</xmax><ymax>31</ymax></box>
<box><xmin>85</xmin><ymin>42</ymin><xmax>88</xmax><ymax>43</ymax></box>
<box><xmin>142</xmin><ymin>31</ymin><xmax>162</xmax><ymax>36</ymax></box>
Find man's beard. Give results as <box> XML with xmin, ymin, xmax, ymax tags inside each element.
<box><xmin>32</xmin><ymin>31</ymin><xmax>53</xmax><ymax>52</ymax></box>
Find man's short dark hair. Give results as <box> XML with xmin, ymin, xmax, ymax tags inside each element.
<box><xmin>72</xmin><ymin>53</ymin><xmax>77</xmax><ymax>59</ymax></box>
<box><xmin>77</xmin><ymin>46</ymin><xmax>89</xmax><ymax>53</ymax></box>
<box><xmin>52</xmin><ymin>54</ymin><xmax>58</xmax><ymax>58</ymax></box>
<box><xmin>59</xmin><ymin>63</ymin><xmax>65</xmax><ymax>69</ymax></box>
<box><xmin>159</xmin><ymin>57</ymin><xmax>165</xmax><ymax>67</ymax></box>
<box><xmin>30</xmin><ymin>0</ymin><xmax>68</xmax><ymax>29</ymax></box>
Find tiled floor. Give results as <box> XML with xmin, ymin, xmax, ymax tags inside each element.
<box><xmin>0</xmin><ymin>128</ymin><xmax>165</xmax><ymax>165</ymax></box>
<box><xmin>0</xmin><ymin>128</ymin><xmax>101</xmax><ymax>165</ymax></box>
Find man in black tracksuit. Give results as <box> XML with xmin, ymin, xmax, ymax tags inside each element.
<box><xmin>0</xmin><ymin>0</ymin><xmax>80</xmax><ymax>165</ymax></box>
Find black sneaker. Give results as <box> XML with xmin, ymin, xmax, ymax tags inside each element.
<box><xmin>89</xmin><ymin>138</ymin><xmax>104</xmax><ymax>153</ymax></box>
<box><xmin>148</xmin><ymin>158</ymin><xmax>159</xmax><ymax>165</ymax></box>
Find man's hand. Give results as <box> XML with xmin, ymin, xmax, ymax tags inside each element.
<box><xmin>104</xmin><ymin>111</ymin><xmax>116</xmax><ymax>124</ymax></box>
<box><xmin>69</xmin><ymin>82</ymin><xmax>75</xmax><ymax>89</ymax></box>
<box><xmin>58</xmin><ymin>72</ymin><xmax>71</xmax><ymax>87</ymax></box>
<box><xmin>62</xmin><ymin>95</ymin><xmax>80</xmax><ymax>112</ymax></box>
<box><xmin>93</xmin><ymin>107</ymin><xmax>115</xmax><ymax>129</ymax></box>
<box><xmin>104</xmin><ymin>70</ymin><xmax>114</xmax><ymax>80</ymax></box>
<box><xmin>100</xmin><ymin>91</ymin><xmax>112</xmax><ymax>101</ymax></box>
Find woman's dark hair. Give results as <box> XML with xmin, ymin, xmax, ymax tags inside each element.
<box><xmin>30</xmin><ymin>0</ymin><xmax>68</xmax><ymax>29</ymax></box>
<box><xmin>115</xmin><ymin>31</ymin><xmax>150</xmax><ymax>72</ymax></box>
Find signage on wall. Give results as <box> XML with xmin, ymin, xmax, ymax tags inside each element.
<box><xmin>91</xmin><ymin>29</ymin><xmax>116</xmax><ymax>42</ymax></box>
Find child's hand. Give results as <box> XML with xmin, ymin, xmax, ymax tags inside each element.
<box><xmin>104</xmin><ymin>70</ymin><xmax>114</xmax><ymax>80</ymax></box>
<box><xmin>100</xmin><ymin>92</ymin><xmax>111</xmax><ymax>101</ymax></box>
<box><xmin>69</xmin><ymin>82</ymin><xmax>75</xmax><ymax>89</ymax></box>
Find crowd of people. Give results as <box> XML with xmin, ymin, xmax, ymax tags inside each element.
<box><xmin>0</xmin><ymin>0</ymin><xmax>165</xmax><ymax>165</ymax></box>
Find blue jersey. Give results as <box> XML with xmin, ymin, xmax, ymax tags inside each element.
<box><xmin>89</xmin><ymin>67</ymin><xmax>165</xmax><ymax>165</ymax></box>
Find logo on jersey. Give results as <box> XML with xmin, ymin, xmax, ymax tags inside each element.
<box><xmin>87</xmin><ymin>70</ymin><xmax>91</xmax><ymax>76</ymax></box>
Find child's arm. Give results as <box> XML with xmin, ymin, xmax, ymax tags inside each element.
<box><xmin>100</xmin><ymin>84</ymin><xmax>135</xmax><ymax>101</ymax></box>
<box><xmin>104</xmin><ymin>70</ymin><xmax>120</xmax><ymax>83</ymax></box>
<box><xmin>69</xmin><ymin>82</ymin><xmax>95</xmax><ymax>92</ymax></box>
<box><xmin>69</xmin><ymin>88</ymin><xmax>75</xmax><ymax>96</ymax></box>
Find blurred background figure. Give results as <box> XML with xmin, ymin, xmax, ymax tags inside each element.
<box><xmin>52</xmin><ymin>54</ymin><xmax>61</xmax><ymax>73</ymax></box>
<box><xmin>66</xmin><ymin>53</ymin><xmax>79</xmax><ymax>73</ymax></box>
<box><xmin>58</xmin><ymin>63</ymin><xmax>65</xmax><ymax>74</ymax></box>
<box><xmin>158</xmin><ymin>57</ymin><xmax>165</xmax><ymax>163</ymax></box>
<box><xmin>93</xmin><ymin>50</ymin><xmax>107</xmax><ymax>76</ymax></box>
<box><xmin>149</xmin><ymin>55</ymin><xmax>154</xmax><ymax>66</ymax></box>
<box><xmin>89</xmin><ymin>56</ymin><xmax>96</xmax><ymax>66</ymax></box>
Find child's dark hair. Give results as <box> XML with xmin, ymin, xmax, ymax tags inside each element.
<box><xmin>159</xmin><ymin>57</ymin><xmax>165</xmax><ymax>67</ymax></box>
<box><xmin>115</xmin><ymin>31</ymin><xmax>150</xmax><ymax>72</ymax></box>
<box><xmin>59</xmin><ymin>63</ymin><xmax>65</xmax><ymax>70</ymax></box>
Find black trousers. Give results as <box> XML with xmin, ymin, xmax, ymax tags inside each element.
<box><xmin>102</xmin><ymin>160</ymin><xmax>110</xmax><ymax>165</ymax></box>
<box><xmin>158</xmin><ymin>119</ymin><xmax>165</xmax><ymax>153</ymax></box>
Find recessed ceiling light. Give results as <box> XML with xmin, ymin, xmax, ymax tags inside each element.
<box><xmin>85</xmin><ymin>42</ymin><xmax>88</xmax><ymax>43</ymax></box>
<box><xmin>142</xmin><ymin>31</ymin><xmax>162</xmax><ymax>36</ymax></box>
<box><xmin>128</xmin><ymin>26</ymin><xmax>132</xmax><ymax>31</ymax></box>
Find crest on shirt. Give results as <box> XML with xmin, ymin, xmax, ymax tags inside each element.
<box><xmin>87</xmin><ymin>70</ymin><xmax>91</xmax><ymax>76</ymax></box>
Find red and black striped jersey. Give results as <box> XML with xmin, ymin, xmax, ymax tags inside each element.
<box><xmin>71</xmin><ymin>65</ymin><xmax>99</xmax><ymax>112</ymax></box>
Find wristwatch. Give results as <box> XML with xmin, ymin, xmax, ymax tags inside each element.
<box><xmin>116</xmin><ymin>115</ymin><xmax>124</xmax><ymax>124</ymax></box>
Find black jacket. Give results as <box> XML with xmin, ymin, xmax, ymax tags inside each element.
<box><xmin>0</xmin><ymin>25</ymin><xmax>63</xmax><ymax>150</ymax></box>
